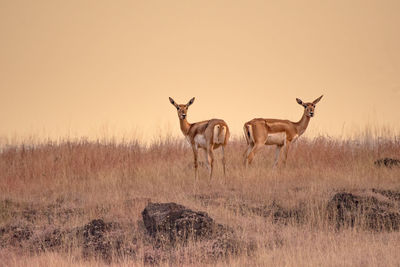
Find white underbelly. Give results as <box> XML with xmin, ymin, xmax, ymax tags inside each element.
<box><xmin>265</xmin><ymin>132</ymin><xmax>286</xmax><ymax>146</ymax></box>
<box><xmin>194</xmin><ymin>134</ymin><xmax>207</xmax><ymax>148</ymax></box>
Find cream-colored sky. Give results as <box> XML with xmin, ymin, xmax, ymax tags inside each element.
<box><xmin>1</xmin><ymin>0</ymin><xmax>399</xmax><ymax>142</ymax></box>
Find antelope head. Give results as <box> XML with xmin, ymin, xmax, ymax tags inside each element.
<box><xmin>296</xmin><ymin>95</ymin><xmax>323</xmax><ymax>118</ymax></box>
<box><xmin>169</xmin><ymin>97</ymin><xmax>195</xmax><ymax>120</ymax></box>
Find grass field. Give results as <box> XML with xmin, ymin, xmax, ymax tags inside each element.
<box><xmin>0</xmin><ymin>131</ymin><xmax>400</xmax><ymax>266</ymax></box>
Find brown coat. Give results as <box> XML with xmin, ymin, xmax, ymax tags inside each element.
<box><xmin>169</xmin><ymin>97</ymin><xmax>230</xmax><ymax>179</ymax></box>
<box><xmin>243</xmin><ymin>95</ymin><xmax>323</xmax><ymax>167</ymax></box>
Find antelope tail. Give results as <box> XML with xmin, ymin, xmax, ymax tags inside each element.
<box><xmin>243</xmin><ymin>123</ymin><xmax>254</xmax><ymax>145</ymax></box>
<box><xmin>213</xmin><ymin>124</ymin><xmax>228</xmax><ymax>145</ymax></box>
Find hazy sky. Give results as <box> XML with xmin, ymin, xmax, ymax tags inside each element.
<box><xmin>1</xmin><ymin>0</ymin><xmax>399</xmax><ymax>142</ymax></box>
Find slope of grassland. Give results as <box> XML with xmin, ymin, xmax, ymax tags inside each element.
<box><xmin>0</xmin><ymin>134</ymin><xmax>400</xmax><ymax>266</ymax></box>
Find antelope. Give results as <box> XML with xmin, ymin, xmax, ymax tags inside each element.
<box><xmin>243</xmin><ymin>95</ymin><xmax>323</xmax><ymax>167</ymax></box>
<box><xmin>169</xmin><ymin>97</ymin><xmax>230</xmax><ymax>180</ymax></box>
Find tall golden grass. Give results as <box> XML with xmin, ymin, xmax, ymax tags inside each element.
<box><xmin>0</xmin><ymin>129</ymin><xmax>400</xmax><ymax>266</ymax></box>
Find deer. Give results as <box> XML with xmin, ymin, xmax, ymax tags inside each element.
<box><xmin>169</xmin><ymin>97</ymin><xmax>230</xmax><ymax>180</ymax></box>
<box><xmin>243</xmin><ymin>95</ymin><xmax>323</xmax><ymax>167</ymax></box>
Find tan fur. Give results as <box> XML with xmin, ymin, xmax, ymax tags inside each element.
<box><xmin>169</xmin><ymin>97</ymin><xmax>230</xmax><ymax>179</ymax></box>
<box><xmin>214</xmin><ymin>125</ymin><xmax>228</xmax><ymax>145</ymax></box>
<box><xmin>243</xmin><ymin>95</ymin><xmax>323</xmax><ymax>167</ymax></box>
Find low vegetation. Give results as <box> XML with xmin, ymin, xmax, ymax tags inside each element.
<box><xmin>0</xmin><ymin>132</ymin><xmax>400</xmax><ymax>266</ymax></box>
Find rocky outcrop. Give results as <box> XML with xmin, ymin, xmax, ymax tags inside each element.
<box><xmin>141</xmin><ymin>202</ymin><xmax>244</xmax><ymax>258</ymax></box>
<box><xmin>327</xmin><ymin>192</ymin><xmax>400</xmax><ymax>231</ymax></box>
<box><xmin>374</xmin><ymin>158</ymin><xmax>400</xmax><ymax>168</ymax></box>
<box><xmin>142</xmin><ymin>202</ymin><xmax>216</xmax><ymax>242</ymax></box>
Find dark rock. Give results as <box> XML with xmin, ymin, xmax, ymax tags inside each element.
<box><xmin>79</xmin><ymin>219</ymin><xmax>137</xmax><ymax>263</ymax></box>
<box><xmin>327</xmin><ymin>192</ymin><xmax>400</xmax><ymax>231</ymax></box>
<box><xmin>36</xmin><ymin>228</ymin><xmax>64</xmax><ymax>251</ymax></box>
<box><xmin>0</xmin><ymin>197</ymin><xmax>139</xmax><ymax>263</ymax></box>
<box><xmin>11</xmin><ymin>225</ymin><xmax>33</xmax><ymax>243</ymax></box>
<box><xmin>0</xmin><ymin>223</ymin><xmax>33</xmax><ymax>247</ymax></box>
<box><xmin>142</xmin><ymin>202</ymin><xmax>215</xmax><ymax>244</ymax></box>
<box><xmin>141</xmin><ymin>202</ymin><xmax>244</xmax><ymax>258</ymax></box>
<box><xmin>81</xmin><ymin>219</ymin><xmax>115</xmax><ymax>262</ymax></box>
<box><xmin>374</xmin><ymin>158</ymin><xmax>400</xmax><ymax>168</ymax></box>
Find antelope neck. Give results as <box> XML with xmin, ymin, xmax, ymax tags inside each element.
<box><xmin>179</xmin><ymin>118</ymin><xmax>191</xmax><ymax>135</ymax></box>
<box><xmin>294</xmin><ymin>112</ymin><xmax>311</xmax><ymax>136</ymax></box>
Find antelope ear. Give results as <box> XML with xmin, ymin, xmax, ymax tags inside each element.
<box><xmin>187</xmin><ymin>97</ymin><xmax>195</xmax><ymax>107</ymax></box>
<box><xmin>296</xmin><ymin>98</ymin><xmax>307</xmax><ymax>108</ymax></box>
<box><xmin>169</xmin><ymin>97</ymin><xmax>178</xmax><ymax>108</ymax></box>
<box><xmin>313</xmin><ymin>95</ymin><xmax>323</xmax><ymax>104</ymax></box>
<box><xmin>296</xmin><ymin>98</ymin><xmax>304</xmax><ymax>105</ymax></box>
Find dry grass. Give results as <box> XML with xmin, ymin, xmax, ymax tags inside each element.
<box><xmin>1</xmin><ymin>132</ymin><xmax>400</xmax><ymax>266</ymax></box>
